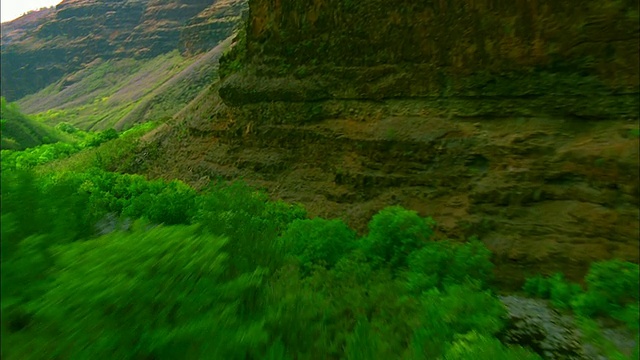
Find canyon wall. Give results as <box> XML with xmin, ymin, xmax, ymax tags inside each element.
<box><xmin>160</xmin><ymin>0</ymin><xmax>640</xmax><ymax>288</ymax></box>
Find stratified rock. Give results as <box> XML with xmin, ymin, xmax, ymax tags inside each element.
<box><xmin>220</xmin><ymin>0</ymin><xmax>639</xmax><ymax>118</ymax></box>
<box><xmin>0</xmin><ymin>7</ymin><xmax>55</xmax><ymax>46</ymax></box>
<box><xmin>208</xmin><ymin>0</ymin><xmax>640</xmax><ymax>288</ymax></box>
<box><xmin>120</xmin><ymin>0</ymin><xmax>213</xmax><ymax>58</ymax></box>
<box><xmin>1</xmin><ymin>0</ymin><xmax>148</xmax><ymax>101</ymax></box>
<box><xmin>179</xmin><ymin>0</ymin><xmax>248</xmax><ymax>56</ymax></box>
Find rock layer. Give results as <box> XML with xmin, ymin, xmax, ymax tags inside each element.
<box><xmin>179</xmin><ymin>0</ymin><xmax>248</xmax><ymax>56</ymax></box>
<box><xmin>133</xmin><ymin>85</ymin><xmax>640</xmax><ymax>290</ymax></box>
<box><xmin>132</xmin><ymin>0</ymin><xmax>640</xmax><ymax>288</ymax></box>
<box><xmin>221</xmin><ymin>0</ymin><xmax>639</xmax><ymax>117</ymax></box>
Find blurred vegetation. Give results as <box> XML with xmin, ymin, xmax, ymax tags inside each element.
<box><xmin>1</xmin><ymin>123</ymin><xmax>636</xmax><ymax>359</ymax></box>
<box><xmin>524</xmin><ymin>262</ymin><xmax>639</xmax><ymax>359</ymax></box>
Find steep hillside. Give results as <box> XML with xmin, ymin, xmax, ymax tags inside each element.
<box><xmin>0</xmin><ymin>7</ymin><xmax>55</xmax><ymax>46</ymax></box>
<box><xmin>134</xmin><ymin>0</ymin><xmax>640</xmax><ymax>289</ymax></box>
<box><xmin>0</xmin><ymin>98</ymin><xmax>71</xmax><ymax>150</ymax></box>
<box><xmin>16</xmin><ymin>41</ymin><xmax>231</xmax><ymax>131</ymax></box>
<box><xmin>1</xmin><ymin>0</ymin><xmax>246</xmax><ymax>101</ymax></box>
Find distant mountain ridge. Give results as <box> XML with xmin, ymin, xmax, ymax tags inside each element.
<box><xmin>1</xmin><ymin>0</ymin><xmax>247</xmax><ymax>101</ymax></box>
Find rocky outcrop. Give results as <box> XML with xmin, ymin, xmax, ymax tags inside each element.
<box><xmin>499</xmin><ymin>295</ymin><xmax>638</xmax><ymax>359</ymax></box>
<box><xmin>1</xmin><ymin>0</ymin><xmax>148</xmax><ymax>101</ymax></box>
<box><xmin>499</xmin><ymin>295</ymin><xmax>588</xmax><ymax>359</ymax></box>
<box><xmin>120</xmin><ymin>0</ymin><xmax>212</xmax><ymax>58</ymax></box>
<box><xmin>220</xmin><ymin>0</ymin><xmax>639</xmax><ymax>118</ymax></box>
<box><xmin>132</xmin><ymin>83</ymin><xmax>640</xmax><ymax>290</ymax></box>
<box><xmin>178</xmin><ymin>0</ymin><xmax>248</xmax><ymax>56</ymax></box>
<box><xmin>129</xmin><ymin>0</ymin><xmax>640</xmax><ymax>289</ymax></box>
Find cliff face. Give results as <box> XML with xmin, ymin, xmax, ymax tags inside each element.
<box><xmin>135</xmin><ymin>0</ymin><xmax>639</xmax><ymax>288</ymax></box>
<box><xmin>120</xmin><ymin>0</ymin><xmax>213</xmax><ymax>57</ymax></box>
<box><xmin>1</xmin><ymin>0</ymin><xmax>247</xmax><ymax>101</ymax></box>
<box><xmin>179</xmin><ymin>0</ymin><xmax>248</xmax><ymax>56</ymax></box>
<box><xmin>221</xmin><ymin>0</ymin><xmax>638</xmax><ymax>118</ymax></box>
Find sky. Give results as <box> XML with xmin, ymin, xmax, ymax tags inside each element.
<box><xmin>1</xmin><ymin>0</ymin><xmax>63</xmax><ymax>23</ymax></box>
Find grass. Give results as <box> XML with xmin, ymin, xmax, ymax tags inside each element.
<box><xmin>17</xmin><ymin>51</ymin><xmax>207</xmax><ymax>131</ymax></box>
<box><xmin>1</xmin><ymin>98</ymin><xmax>73</xmax><ymax>150</ymax></box>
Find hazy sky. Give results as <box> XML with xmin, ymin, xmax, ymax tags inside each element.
<box><xmin>1</xmin><ymin>0</ymin><xmax>63</xmax><ymax>23</ymax></box>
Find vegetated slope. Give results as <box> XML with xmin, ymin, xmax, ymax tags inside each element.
<box><xmin>0</xmin><ymin>98</ymin><xmax>71</xmax><ymax>150</ymax></box>
<box><xmin>131</xmin><ymin>0</ymin><xmax>640</xmax><ymax>289</ymax></box>
<box><xmin>1</xmin><ymin>0</ymin><xmax>247</xmax><ymax>101</ymax></box>
<box><xmin>0</xmin><ymin>7</ymin><xmax>55</xmax><ymax>46</ymax></box>
<box><xmin>16</xmin><ymin>38</ymin><xmax>232</xmax><ymax>131</ymax></box>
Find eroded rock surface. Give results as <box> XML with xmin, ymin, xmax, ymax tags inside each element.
<box><xmin>499</xmin><ymin>295</ymin><xmax>588</xmax><ymax>359</ymax></box>
<box><xmin>132</xmin><ymin>0</ymin><xmax>639</xmax><ymax>289</ymax></box>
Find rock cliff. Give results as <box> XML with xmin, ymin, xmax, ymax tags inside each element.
<box><xmin>179</xmin><ymin>0</ymin><xmax>248</xmax><ymax>56</ymax></box>
<box><xmin>135</xmin><ymin>0</ymin><xmax>639</xmax><ymax>289</ymax></box>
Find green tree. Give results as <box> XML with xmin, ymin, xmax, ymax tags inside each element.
<box><xmin>278</xmin><ymin>217</ymin><xmax>356</xmax><ymax>271</ymax></box>
<box><xmin>360</xmin><ymin>206</ymin><xmax>436</xmax><ymax>270</ymax></box>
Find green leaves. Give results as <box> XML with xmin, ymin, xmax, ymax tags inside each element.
<box><xmin>360</xmin><ymin>206</ymin><xmax>436</xmax><ymax>270</ymax></box>
<box><xmin>278</xmin><ymin>217</ymin><xmax>356</xmax><ymax>271</ymax></box>
<box><xmin>442</xmin><ymin>331</ymin><xmax>543</xmax><ymax>360</ymax></box>
<box><xmin>30</xmin><ymin>225</ymin><xmax>267</xmax><ymax>359</ymax></box>
<box><xmin>405</xmin><ymin>238</ymin><xmax>494</xmax><ymax>294</ymax></box>
<box><xmin>523</xmin><ymin>260</ymin><xmax>639</xmax><ymax>320</ymax></box>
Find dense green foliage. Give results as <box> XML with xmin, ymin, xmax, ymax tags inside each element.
<box><xmin>1</xmin><ymin>121</ymin><xmax>155</xmax><ymax>173</ymax></box>
<box><xmin>278</xmin><ymin>217</ymin><xmax>357</xmax><ymax>271</ymax></box>
<box><xmin>1</xmin><ymin>161</ymin><xmax>542</xmax><ymax>359</ymax></box>
<box><xmin>524</xmin><ymin>262</ymin><xmax>640</xmax><ymax>359</ymax></box>
<box><xmin>360</xmin><ymin>206</ymin><xmax>436</xmax><ymax>270</ymax></box>
<box><xmin>0</xmin><ymin>98</ymin><xmax>70</xmax><ymax>150</ymax></box>
<box><xmin>1</xmin><ymin>127</ymin><xmax>635</xmax><ymax>359</ymax></box>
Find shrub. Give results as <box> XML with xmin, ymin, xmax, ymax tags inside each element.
<box><xmin>278</xmin><ymin>218</ymin><xmax>356</xmax><ymax>271</ymax></box>
<box><xmin>196</xmin><ymin>181</ymin><xmax>306</xmax><ymax>273</ymax></box>
<box><xmin>409</xmin><ymin>283</ymin><xmax>507</xmax><ymax>359</ymax></box>
<box><xmin>523</xmin><ymin>275</ymin><xmax>551</xmax><ymax>298</ymax></box>
<box><xmin>572</xmin><ymin>260</ymin><xmax>639</xmax><ymax>318</ymax></box>
<box><xmin>524</xmin><ymin>260</ymin><xmax>638</xmax><ymax>324</ymax></box>
<box><xmin>29</xmin><ymin>225</ymin><xmax>268</xmax><ymax>359</ymax></box>
<box><xmin>54</xmin><ymin>122</ymin><xmax>79</xmax><ymax>134</ymax></box>
<box><xmin>360</xmin><ymin>206</ymin><xmax>436</xmax><ymax>270</ymax></box>
<box><xmin>405</xmin><ymin>238</ymin><xmax>494</xmax><ymax>293</ymax></box>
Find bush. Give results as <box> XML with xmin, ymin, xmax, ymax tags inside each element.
<box><xmin>195</xmin><ymin>181</ymin><xmax>307</xmax><ymax>274</ymax></box>
<box><xmin>360</xmin><ymin>206</ymin><xmax>436</xmax><ymax>270</ymax></box>
<box><xmin>29</xmin><ymin>225</ymin><xmax>268</xmax><ymax>359</ymax></box>
<box><xmin>84</xmin><ymin>128</ymin><xmax>119</xmax><ymax>147</ymax></box>
<box><xmin>571</xmin><ymin>260</ymin><xmax>639</xmax><ymax>318</ymax></box>
<box><xmin>278</xmin><ymin>217</ymin><xmax>356</xmax><ymax>271</ymax></box>
<box><xmin>524</xmin><ymin>260</ymin><xmax>638</xmax><ymax>325</ymax></box>
<box><xmin>405</xmin><ymin>238</ymin><xmax>494</xmax><ymax>293</ymax></box>
<box><xmin>409</xmin><ymin>283</ymin><xmax>507</xmax><ymax>359</ymax></box>
<box><xmin>54</xmin><ymin>122</ymin><xmax>79</xmax><ymax>134</ymax></box>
